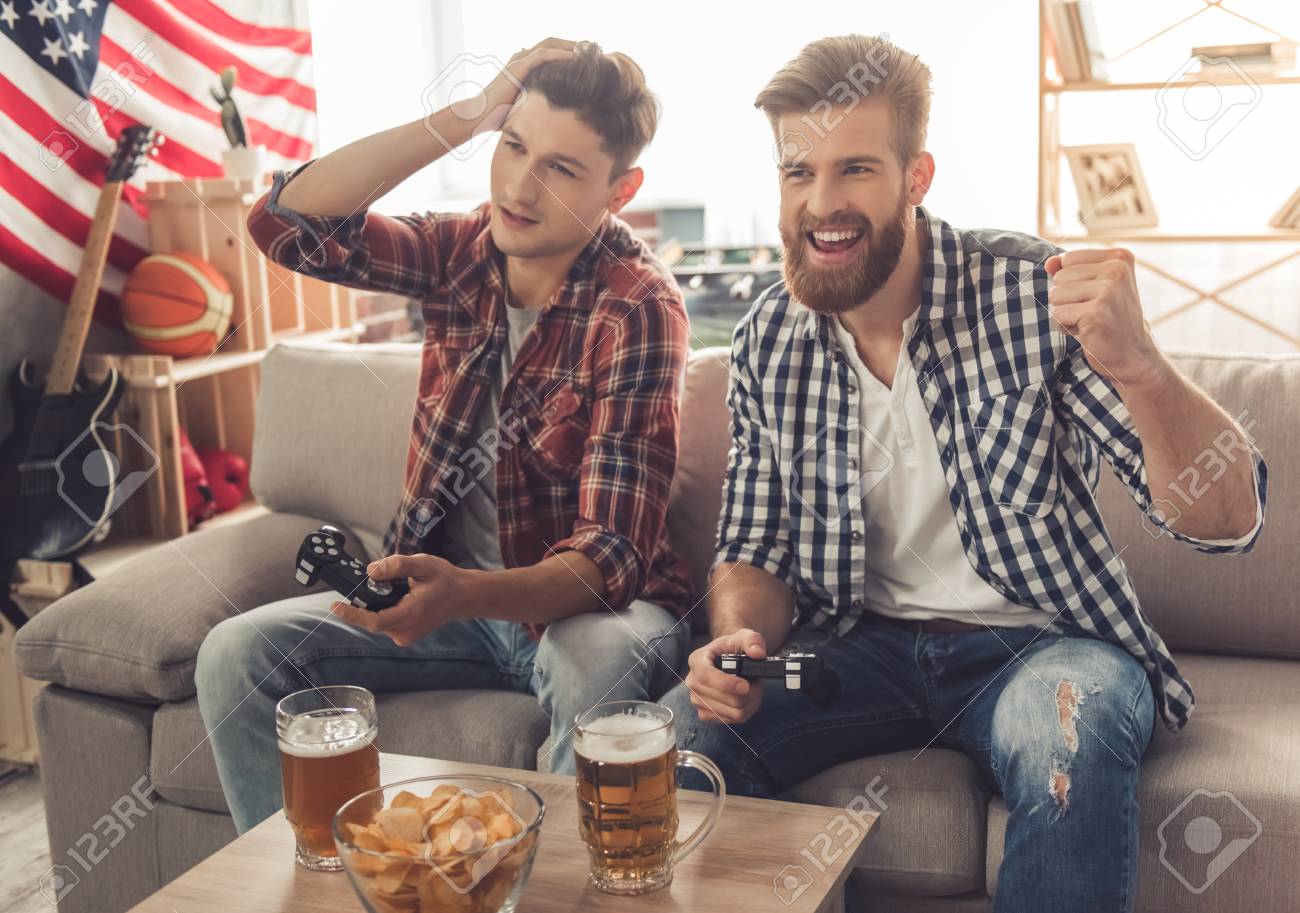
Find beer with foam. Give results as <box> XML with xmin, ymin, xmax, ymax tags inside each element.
<box><xmin>573</xmin><ymin>701</ymin><xmax>726</xmax><ymax>894</ymax></box>
<box><xmin>275</xmin><ymin>686</ymin><xmax>379</xmax><ymax>870</ymax></box>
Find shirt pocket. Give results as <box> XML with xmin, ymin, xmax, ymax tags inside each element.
<box><xmin>966</xmin><ymin>382</ymin><xmax>1061</xmax><ymax>518</ymax></box>
<box><xmin>519</xmin><ymin>385</ymin><xmax>589</xmax><ymax>482</ymax></box>
<box><xmin>419</xmin><ymin>307</ymin><xmax>486</xmax><ymax>405</ymax></box>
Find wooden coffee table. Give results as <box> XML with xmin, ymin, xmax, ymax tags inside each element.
<box><xmin>127</xmin><ymin>752</ymin><xmax>878</xmax><ymax>913</ymax></box>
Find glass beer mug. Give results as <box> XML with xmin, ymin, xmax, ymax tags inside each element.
<box><xmin>276</xmin><ymin>685</ymin><xmax>380</xmax><ymax>870</ymax></box>
<box><xmin>573</xmin><ymin>700</ymin><xmax>725</xmax><ymax>894</ymax></box>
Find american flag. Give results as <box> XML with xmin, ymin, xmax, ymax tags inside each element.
<box><xmin>1</xmin><ymin>0</ymin><xmax>317</xmax><ymax>325</ymax></box>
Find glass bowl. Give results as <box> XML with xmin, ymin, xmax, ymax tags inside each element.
<box><xmin>333</xmin><ymin>774</ymin><xmax>545</xmax><ymax>913</ymax></box>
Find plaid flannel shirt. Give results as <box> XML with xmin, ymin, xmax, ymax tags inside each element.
<box><xmin>718</xmin><ymin>207</ymin><xmax>1268</xmax><ymax>732</ymax></box>
<box><xmin>248</xmin><ymin>165</ymin><xmax>693</xmax><ymax>630</ymax></box>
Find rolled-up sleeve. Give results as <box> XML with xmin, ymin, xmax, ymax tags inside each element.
<box><xmin>246</xmin><ymin>162</ymin><xmax>452</xmax><ymax>298</ymax></box>
<box><xmin>1053</xmin><ymin>333</ymin><xmax>1268</xmax><ymax>555</ymax></box>
<box><xmin>549</xmin><ymin>292</ymin><xmax>689</xmax><ymax>612</ymax></box>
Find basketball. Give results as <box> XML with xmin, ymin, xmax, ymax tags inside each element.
<box><xmin>121</xmin><ymin>253</ymin><xmax>233</xmax><ymax>357</ymax></box>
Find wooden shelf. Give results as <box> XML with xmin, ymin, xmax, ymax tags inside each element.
<box><xmin>1036</xmin><ymin>1</ymin><xmax>1300</xmax><ymax>352</ymax></box>
<box><xmin>73</xmin><ymin>179</ymin><xmax>367</xmax><ymax>543</ymax></box>
<box><xmin>671</xmin><ymin>262</ymin><xmax>781</xmax><ymax>277</ymax></box>
<box><xmin>1047</xmin><ymin>229</ymin><xmax>1300</xmax><ymax>243</ymax></box>
<box><xmin>172</xmin><ymin>347</ymin><xmax>266</xmax><ymax>384</ymax></box>
<box><xmin>1046</xmin><ymin>73</ymin><xmax>1300</xmax><ymax>93</ymax></box>
<box><xmin>83</xmin><ymin>499</ymin><xmax>270</xmax><ymax>579</ymax></box>
<box><xmin>201</xmin><ymin>498</ymin><xmax>270</xmax><ymax>532</ymax></box>
<box><xmin>172</xmin><ymin>325</ymin><xmax>360</xmax><ymax>383</ymax></box>
<box><xmin>271</xmin><ymin>324</ymin><xmax>360</xmax><ymax>347</ymax></box>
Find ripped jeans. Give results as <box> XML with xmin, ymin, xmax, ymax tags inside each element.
<box><xmin>661</xmin><ymin>612</ymin><xmax>1157</xmax><ymax>913</ymax></box>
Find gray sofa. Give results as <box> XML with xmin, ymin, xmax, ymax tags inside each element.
<box><xmin>13</xmin><ymin>340</ymin><xmax>1300</xmax><ymax>913</ymax></box>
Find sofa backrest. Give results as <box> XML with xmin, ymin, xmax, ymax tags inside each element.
<box><xmin>665</xmin><ymin>348</ymin><xmax>732</xmax><ymax>611</ymax></box>
<box><xmin>670</xmin><ymin>347</ymin><xmax>1300</xmax><ymax>659</ymax></box>
<box><xmin>251</xmin><ymin>341</ymin><xmax>419</xmax><ymax>560</ymax></box>
<box><xmin>252</xmin><ymin>341</ymin><xmax>1298</xmax><ymax>659</ymax></box>
<box><xmin>1092</xmin><ymin>351</ymin><xmax>1299</xmax><ymax>659</ymax></box>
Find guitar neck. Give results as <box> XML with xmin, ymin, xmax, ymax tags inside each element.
<box><xmin>45</xmin><ymin>179</ymin><xmax>125</xmax><ymax>397</ymax></box>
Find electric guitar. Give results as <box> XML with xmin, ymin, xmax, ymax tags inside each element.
<box><xmin>0</xmin><ymin>125</ymin><xmax>161</xmax><ymax>576</ymax></box>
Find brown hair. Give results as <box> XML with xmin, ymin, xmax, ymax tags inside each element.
<box><xmin>522</xmin><ymin>42</ymin><xmax>659</xmax><ymax>179</ymax></box>
<box><xmin>755</xmin><ymin>35</ymin><xmax>932</xmax><ymax>165</ymax></box>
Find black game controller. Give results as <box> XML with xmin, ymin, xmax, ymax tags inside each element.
<box><xmin>713</xmin><ymin>652</ymin><xmax>842</xmax><ymax>708</ymax></box>
<box><xmin>294</xmin><ymin>525</ymin><xmax>409</xmax><ymax>611</ymax></box>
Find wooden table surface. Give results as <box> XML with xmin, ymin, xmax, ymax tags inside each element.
<box><xmin>128</xmin><ymin>753</ymin><xmax>877</xmax><ymax>913</ymax></box>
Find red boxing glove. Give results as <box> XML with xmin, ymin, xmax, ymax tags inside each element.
<box><xmin>179</xmin><ymin>427</ymin><xmax>214</xmax><ymax>526</ymax></box>
<box><xmin>198</xmin><ymin>448</ymin><xmax>250</xmax><ymax>514</ymax></box>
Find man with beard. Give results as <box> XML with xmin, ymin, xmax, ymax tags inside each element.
<box><xmin>658</xmin><ymin>35</ymin><xmax>1266</xmax><ymax>913</ymax></box>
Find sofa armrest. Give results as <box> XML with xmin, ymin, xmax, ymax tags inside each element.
<box><xmin>13</xmin><ymin>511</ymin><xmax>347</xmax><ymax>702</ymax></box>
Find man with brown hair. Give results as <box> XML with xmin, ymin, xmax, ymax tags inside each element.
<box><xmin>662</xmin><ymin>34</ymin><xmax>1265</xmax><ymax>912</ymax></box>
<box><xmin>196</xmin><ymin>39</ymin><xmax>694</xmax><ymax>832</ymax></box>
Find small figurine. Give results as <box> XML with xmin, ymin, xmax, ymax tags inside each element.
<box><xmin>211</xmin><ymin>66</ymin><xmax>247</xmax><ymax>149</ymax></box>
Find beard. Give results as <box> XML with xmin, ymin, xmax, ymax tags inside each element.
<box><xmin>780</xmin><ymin>191</ymin><xmax>911</xmax><ymax>315</ymax></box>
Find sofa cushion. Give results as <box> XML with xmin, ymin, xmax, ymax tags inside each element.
<box><xmin>372</xmin><ymin>690</ymin><xmax>549</xmax><ymax>771</ymax></box>
<box><xmin>1095</xmin><ymin>351</ymin><xmax>1300</xmax><ymax>659</ymax></box>
<box><xmin>150</xmin><ymin>698</ymin><xmax>229</xmax><ymax>812</ymax></box>
<box><xmin>13</xmin><ymin>512</ymin><xmax>343</xmax><ymax>702</ymax></box>
<box><xmin>985</xmin><ymin>653</ymin><xmax>1300</xmax><ymax>910</ymax></box>
<box><xmin>251</xmin><ymin>341</ymin><xmax>419</xmax><ymax>560</ymax></box>
<box><xmin>151</xmin><ymin>691</ymin><xmax>550</xmax><ymax>813</ymax></box>
<box><xmin>782</xmin><ymin>748</ymin><xmax>990</xmax><ymax>897</ymax></box>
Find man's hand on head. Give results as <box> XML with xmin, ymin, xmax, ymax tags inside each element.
<box><xmin>330</xmin><ymin>553</ymin><xmax>473</xmax><ymax>647</ymax></box>
<box><xmin>468</xmin><ymin>37</ymin><xmax>579</xmax><ymax>134</ymax></box>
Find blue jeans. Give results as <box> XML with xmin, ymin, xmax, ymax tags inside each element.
<box><xmin>660</xmin><ymin>614</ymin><xmax>1157</xmax><ymax>913</ymax></box>
<box><xmin>195</xmin><ymin>592</ymin><xmax>687</xmax><ymax>833</ymax></box>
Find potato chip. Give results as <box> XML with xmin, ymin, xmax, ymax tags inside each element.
<box><xmin>375</xmin><ymin>807</ymin><xmax>425</xmax><ymax>844</ymax></box>
<box><xmin>364</xmin><ymin>883</ymin><xmax>419</xmax><ymax>913</ymax></box>
<box><xmin>418</xmin><ymin>795</ymin><xmax>448</xmax><ymax>819</ymax></box>
<box><xmin>486</xmin><ymin>812</ymin><xmax>519</xmax><ymax>842</ymax></box>
<box><xmin>373</xmin><ymin>860</ymin><xmax>414</xmax><ymax>894</ymax></box>
<box><xmin>416</xmin><ymin>871</ymin><xmax>474</xmax><ymax>912</ymax></box>
<box><xmin>390</xmin><ymin>790</ymin><xmax>423</xmax><ymax>810</ymax></box>
<box><xmin>430</xmin><ymin>797</ymin><xmax>465</xmax><ymax>826</ymax></box>
<box><xmin>476</xmin><ymin>869</ymin><xmax>513</xmax><ymax>912</ymax></box>
<box><xmin>345</xmin><ymin>783</ymin><xmax>534</xmax><ymax>913</ymax></box>
<box><xmin>353</xmin><ymin>828</ymin><xmax>389</xmax><ymax>853</ymax></box>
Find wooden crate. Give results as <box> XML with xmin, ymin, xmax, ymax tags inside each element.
<box><xmin>77</xmin><ymin>177</ymin><xmax>363</xmax><ymax>543</ymax></box>
<box><xmin>0</xmin><ymin>560</ymin><xmax>75</xmax><ymax>766</ymax></box>
<box><xmin>141</xmin><ymin>177</ymin><xmax>357</xmax><ymax>353</ymax></box>
<box><xmin>81</xmin><ymin>353</ymin><xmax>186</xmax><ymax>541</ymax></box>
<box><xmin>80</xmin><ymin>351</ymin><xmax>264</xmax><ymax>542</ymax></box>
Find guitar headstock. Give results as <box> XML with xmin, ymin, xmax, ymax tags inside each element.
<box><xmin>105</xmin><ymin>125</ymin><xmax>164</xmax><ymax>183</ymax></box>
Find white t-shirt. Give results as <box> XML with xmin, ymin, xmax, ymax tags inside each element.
<box><xmin>831</xmin><ymin>312</ymin><xmax>1053</xmax><ymax>628</ymax></box>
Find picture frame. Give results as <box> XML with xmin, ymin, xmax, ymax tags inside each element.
<box><xmin>1062</xmin><ymin>143</ymin><xmax>1159</xmax><ymax>231</ymax></box>
<box><xmin>1268</xmin><ymin>185</ymin><xmax>1300</xmax><ymax>230</ymax></box>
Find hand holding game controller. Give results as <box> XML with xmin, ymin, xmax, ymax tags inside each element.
<box><xmin>683</xmin><ymin>629</ymin><xmax>769</xmax><ymax>725</ymax></box>
<box><xmin>713</xmin><ymin>651</ymin><xmax>841</xmax><ymax>709</ymax></box>
<box><xmin>294</xmin><ymin>524</ymin><xmax>409</xmax><ymax>611</ymax></box>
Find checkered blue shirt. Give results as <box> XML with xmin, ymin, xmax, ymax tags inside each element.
<box><xmin>717</xmin><ymin>207</ymin><xmax>1268</xmax><ymax>732</ymax></box>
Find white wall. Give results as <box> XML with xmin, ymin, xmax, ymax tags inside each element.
<box><xmin>304</xmin><ymin>0</ymin><xmax>1300</xmax><ymax>353</ymax></box>
<box><xmin>309</xmin><ymin>0</ymin><xmax>1042</xmax><ymax>242</ymax></box>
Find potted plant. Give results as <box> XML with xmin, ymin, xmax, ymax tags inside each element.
<box><xmin>213</xmin><ymin>66</ymin><xmax>266</xmax><ymax>180</ymax></box>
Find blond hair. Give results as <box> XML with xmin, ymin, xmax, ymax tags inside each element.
<box><xmin>755</xmin><ymin>35</ymin><xmax>933</xmax><ymax>165</ymax></box>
